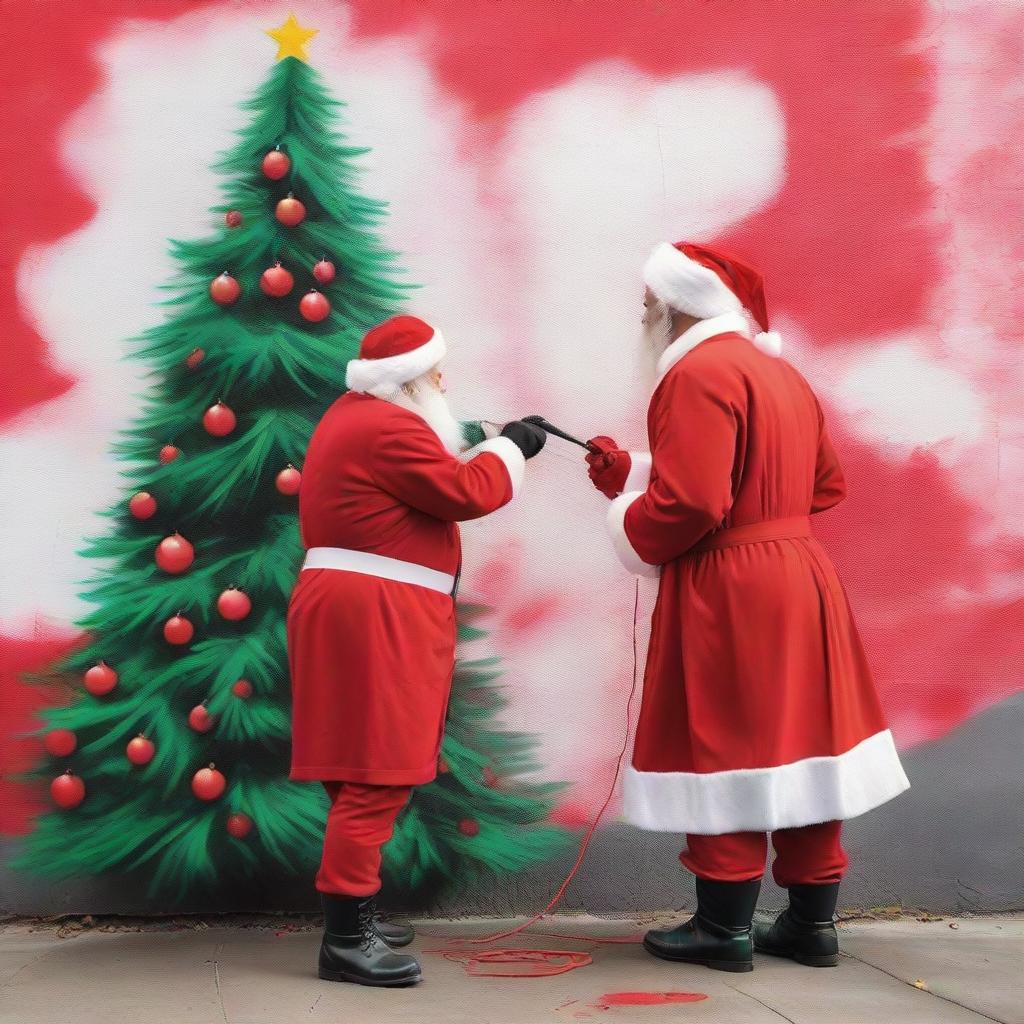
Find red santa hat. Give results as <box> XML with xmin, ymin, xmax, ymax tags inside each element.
<box><xmin>345</xmin><ymin>315</ymin><xmax>447</xmax><ymax>397</ymax></box>
<box><xmin>643</xmin><ymin>241</ymin><xmax>782</xmax><ymax>356</ymax></box>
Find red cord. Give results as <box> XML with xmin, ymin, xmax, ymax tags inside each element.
<box><xmin>422</xmin><ymin>580</ymin><xmax>644</xmax><ymax>977</ymax></box>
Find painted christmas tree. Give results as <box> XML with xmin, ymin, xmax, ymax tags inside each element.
<box><xmin>17</xmin><ymin>15</ymin><xmax>568</xmax><ymax>898</ymax></box>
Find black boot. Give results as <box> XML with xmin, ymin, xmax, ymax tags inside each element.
<box><xmin>372</xmin><ymin>910</ymin><xmax>415</xmax><ymax>948</ymax></box>
<box><xmin>318</xmin><ymin>894</ymin><xmax>422</xmax><ymax>986</ymax></box>
<box><xmin>754</xmin><ymin>883</ymin><xmax>840</xmax><ymax>967</ymax></box>
<box><xmin>644</xmin><ymin>878</ymin><xmax>761</xmax><ymax>973</ymax></box>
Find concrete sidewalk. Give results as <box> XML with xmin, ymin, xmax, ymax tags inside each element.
<box><xmin>1</xmin><ymin>913</ymin><xmax>1020</xmax><ymax>1024</ymax></box>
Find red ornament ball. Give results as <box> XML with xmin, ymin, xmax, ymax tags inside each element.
<box><xmin>186</xmin><ymin>347</ymin><xmax>205</xmax><ymax>369</ymax></box>
<box><xmin>217</xmin><ymin>587</ymin><xmax>252</xmax><ymax>621</ymax></box>
<box><xmin>44</xmin><ymin>728</ymin><xmax>77</xmax><ymax>757</ymax></box>
<box><xmin>225</xmin><ymin>209</ymin><xmax>243</xmax><ymax>228</ymax></box>
<box><xmin>163</xmin><ymin>613</ymin><xmax>194</xmax><ymax>645</ymax></box>
<box><xmin>483</xmin><ymin>766</ymin><xmax>499</xmax><ymax>787</ymax></box>
<box><xmin>275</xmin><ymin>194</ymin><xmax>306</xmax><ymax>227</ymax></box>
<box><xmin>188</xmin><ymin>704</ymin><xmax>215</xmax><ymax>733</ymax></box>
<box><xmin>159</xmin><ymin>444</ymin><xmax>180</xmax><ymax>464</ymax></box>
<box><xmin>155</xmin><ymin>533</ymin><xmax>194</xmax><ymax>574</ymax></box>
<box><xmin>210</xmin><ymin>272</ymin><xmax>241</xmax><ymax>306</ymax></box>
<box><xmin>262</xmin><ymin>148</ymin><xmax>290</xmax><ymax>180</ymax></box>
<box><xmin>275</xmin><ymin>464</ymin><xmax>301</xmax><ymax>495</ymax></box>
<box><xmin>192</xmin><ymin>764</ymin><xmax>226</xmax><ymax>801</ymax></box>
<box><xmin>312</xmin><ymin>258</ymin><xmax>336</xmax><ymax>284</ymax></box>
<box><xmin>227</xmin><ymin>812</ymin><xmax>253</xmax><ymax>839</ymax></box>
<box><xmin>299</xmin><ymin>290</ymin><xmax>330</xmax><ymax>322</ymax></box>
<box><xmin>231</xmin><ymin>679</ymin><xmax>253</xmax><ymax>699</ymax></box>
<box><xmin>51</xmin><ymin>771</ymin><xmax>86</xmax><ymax>809</ymax></box>
<box><xmin>260</xmin><ymin>262</ymin><xmax>294</xmax><ymax>298</ymax></box>
<box><xmin>203</xmin><ymin>401</ymin><xmax>237</xmax><ymax>437</ymax></box>
<box><xmin>84</xmin><ymin>662</ymin><xmax>118</xmax><ymax>696</ymax></box>
<box><xmin>438</xmin><ymin>757</ymin><xmax>450</xmax><ymax>774</ymax></box>
<box><xmin>458</xmin><ymin>818</ymin><xmax>480</xmax><ymax>838</ymax></box>
<box><xmin>129</xmin><ymin>491</ymin><xmax>157</xmax><ymax>520</ymax></box>
<box><xmin>126</xmin><ymin>734</ymin><xmax>155</xmax><ymax>766</ymax></box>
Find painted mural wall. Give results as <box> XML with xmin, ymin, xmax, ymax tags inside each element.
<box><xmin>1</xmin><ymin>0</ymin><xmax>1021</xmax><ymax>914</ymax></box>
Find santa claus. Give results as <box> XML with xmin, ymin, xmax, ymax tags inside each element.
<box><xmin>585</xmin><ymin>242</ymin><xmax>910</xmax><ymax>973</ymax></box>
<box><xmin>288</xmin><ymin>314</ymin><xmax>545</xmax><ymax>987</ymax></box>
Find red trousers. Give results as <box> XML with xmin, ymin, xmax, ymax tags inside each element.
<box><xmin>680</xmin><ymin>820</ymin><xmax>848</xmax><ymax>886</ymax></box>
<box><xmin>316</xmin><ymin>782</ymin><xmax>412</xmax><ymax>897</ymax></box>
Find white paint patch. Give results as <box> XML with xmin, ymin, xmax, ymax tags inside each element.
<box><xmin>497</xmin><ymin>65</ymin><xmax>787</xmax><ymax>442</ymax></box>
<box><xmin>836</xmin><ymin>338</ymin><xmax>989</xmax><ymax>457</ymax></box>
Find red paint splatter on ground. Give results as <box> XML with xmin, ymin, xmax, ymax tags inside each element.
<box><xmin>596</xmin><ymin>992</ymin><xmax>708</xmax><ymax>1007</ymax></box>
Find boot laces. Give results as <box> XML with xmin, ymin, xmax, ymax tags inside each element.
<box><xmin>357</xmin><ymin>901</ymin><xmax>379</xmax><ymax>952</ymax></box>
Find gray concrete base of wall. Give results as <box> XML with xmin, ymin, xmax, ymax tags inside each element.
<box><xmin>3</xmin><ymin>694</ymin><xmax>1022</xmax><ymax>918</ymax></box>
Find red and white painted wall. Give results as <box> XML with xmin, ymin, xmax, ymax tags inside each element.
<box><xmin>1</xmin><ymin>1</ymin><xmax>1021</xmax><ymax>905</ymax></box>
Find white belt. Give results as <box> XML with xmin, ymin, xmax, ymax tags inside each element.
<box><xmin>302</xmin><ymin>547</ymin><xmax>456</xmax><ymax>596</ymax></box>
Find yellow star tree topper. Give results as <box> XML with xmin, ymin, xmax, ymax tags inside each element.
<box><xmin>266</xmin><ymin>13</ymin><xmax>319</xmax><ymax>62</ymax></box>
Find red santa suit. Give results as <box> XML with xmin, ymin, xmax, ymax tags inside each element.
<box><xmin>287</xmin><ymin>316</ymin><xmax>525</xmax><ymax>895</ymax></box>
<box><xmin>601</xmin><ymin>244</ymin><xmax>909</xmax><ymax>883</ymax></box>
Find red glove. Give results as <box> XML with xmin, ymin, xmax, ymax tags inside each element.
<box><xmin>585</xmin><ymin>435</ymin><xmax>631</xmax><ymax>499</ymax></box>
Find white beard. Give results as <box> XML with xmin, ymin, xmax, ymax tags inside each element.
<box><xmin>388</xmin><ymin>376</ymin><xmax>466</xmax><ymax>455</ymax></box>
<box><xmin>640</xmin><ymin>297</ymin><xmax>674</xmax><ymax>387</ymax></box>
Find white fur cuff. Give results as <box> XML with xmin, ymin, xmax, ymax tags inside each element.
<box><xmin>624</xmin><ymin>452</ymin><xmax>652</xmax><ymax>492</ymax></box>
<box><xmin>606</xmin><ymin>491</ymin><xmax>660</xmax><ymax>577</ymax></box>
<box><xmin>345</xmin><ymin>331</ymin><xmax>447</xmax><ymax>398</ymax></box>
<box><xmin>464</xmin><ymin>436</ymin><xmax>526</xmax><ymax>497</ymax></box>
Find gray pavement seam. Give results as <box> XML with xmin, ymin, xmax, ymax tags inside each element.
<box><xmin>0</xmin><ymin>947</ymin><xmax>52</xmax><ymax>991</ymax></box>
<box><xmin>839</xmin><ymin>950</ymin><xmax>1009</xmax><ymax>1024</ymax></box>
<box><xmin>206</xmin><ymin>948</ymin><xmax>230</xmax><ymax>1024</ymax></box>
<box><xmin>723</xmin><ymin>982</ymin><xmax>799</xmax><ymax>1024</ymax></box>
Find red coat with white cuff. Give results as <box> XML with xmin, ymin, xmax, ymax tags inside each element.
<box><xmin>607</xmin><ymin>312</ymin><xmax>909</xmax><ymax>835</ymax></box>
<box><xmin>287</xmin><ymin>391</ymin><xmax>524</xmax><ymax>785</ymax></box>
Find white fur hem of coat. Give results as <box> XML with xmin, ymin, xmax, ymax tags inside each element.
<box><xmin>622</xmin><ymin>730</ymin><xmax>911</xmax><ymax>834</ymax></box>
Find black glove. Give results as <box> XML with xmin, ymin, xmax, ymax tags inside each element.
<box><xmin>501</xmin><ymin>419</ymin><xmax>547</xmax><ymax>459</ymax></box>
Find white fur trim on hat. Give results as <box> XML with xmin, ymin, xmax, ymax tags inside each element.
<box><xmin>643</xmin><ymin>243</ymin><xmax>742</xmax><ymax>320</ymax></box>
<box><xmin>606</xmin><ymin>491</ymin><xmax>660</xmax><ymax>577</ymax></box>
<box><xmin>462</xmin><ymin>436</ymin><xmax>526</xmax><ymax>497</ymax></box>
<box><xmin>345</xmin><ymin>330</ymin><xmax>447</xmax><ymax>399</ymax></box>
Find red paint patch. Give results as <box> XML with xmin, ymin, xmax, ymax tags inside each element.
<box><xmin>469</xmin><ymin>550</ymin><xmax>520</xmax><ymax>604</ymax></box>
<box><xmin>596</xmin><ymin>992</ymin><xmax>708</xmax><ymax>1007</ymax></box>
<box><xmin>0</xmin><ymin>0</ymin><xmax>219</xmax><ymax>424</ymax></box>
<box><xmin>504</xmin><ymin>595</ymin><xmax>563</xmax><ymax>635</ymax></box>
<box><xmin>0</xmin><ymin>628</ymin><xmax>82</xmax><ymax>835</ymax></box>
<box><xmin>548</xmin><ymin>800</ymin><xmax>595</xmax><ymax>829</ymax></box>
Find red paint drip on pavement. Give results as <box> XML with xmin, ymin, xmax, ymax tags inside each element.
<box><xmin>596</xmin><ymin>991</ymin><xmax>708</xmax><ymax>1007</ymax></box>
